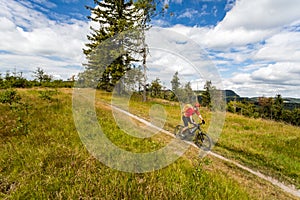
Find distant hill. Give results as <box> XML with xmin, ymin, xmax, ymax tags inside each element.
<box><xmin>224</xmin><ymin>90</ymin><xmax>252</xmax><ymax>103</ymax></box>
<box><xmin>225</xmin><ymin>90</ymin><xmax>240</xmax><ymax>97</ymax></box>
<box><xmin>223</xmin><ymin>90</ymin><xmax>300</xmax><ymax>110</ymax></box>
<box><xmin>196</xmin><ymin>89</ymin><xmax>300</xmax><ymax>109</ymax></box>
<box><xmin>284</xmin><ymin>98</ymin><xmax>300</xmax><ymax>104</ymax></box>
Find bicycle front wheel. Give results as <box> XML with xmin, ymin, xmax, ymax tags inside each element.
<box><xmin>195</xmin><ymin>133</ymin><xmax>212</xmax><ymax>151</ymax></box>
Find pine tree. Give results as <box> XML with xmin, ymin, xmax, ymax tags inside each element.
<box><xmin>171</xmin><ymin>71</ymin><xmax>180</xmax><ymax>92</ymax></box>
<box><xmin>272</xmin><ymin>94</ymin><xmax>284</xmax><ymax>121</ymax></box>
<box><xmin>84</xmin><ymin>0</ymin><xmax>139</xmax><ymax>55</ymax></box>
<box><xmin>82</xmin><ymin>0</ymin><xmax>165</xmax><ymax>97</ymax></box>
<box><xmin>83</xmin><ymin>0</ymin><xmax>139</xmax><ymax>91</ymax></box>
<box><xmin>150</xmin><ymin>78</ymin><xmax>162</xmax><ymax>97</ymax></box>
<box><xmin>202</xmin><ymin>80</ymin><xmax>212</xmax><ymax>108</ymax></box>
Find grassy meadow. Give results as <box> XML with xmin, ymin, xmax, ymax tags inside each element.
<box><xmin>216</xmin><ymin>113</ymin><xmax>300</xmax><ymax>188</ymax></box>
<box><xmin>97</xmin><ymin>90</ymin><xmax>300</xmax><ymax>189</ymax></box>
<box><xmin>0</xmin><ymin>88</ymin><xmax>299</xmax><ymax>199</ymax></box>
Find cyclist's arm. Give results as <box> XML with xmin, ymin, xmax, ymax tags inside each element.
<box><xmin>195</xmin><ymin>110</ymin><xmax>204</xmax><ymax>120</ymax></box>
<box><xmin>189</xmin><ymin>116</ymin><xmax>195</xmax><ymax>124</ymax></box>
<box><xmin>198</xmin><ymin>114</ymin><xmax>203</xmax><ymax>120</ymax></box>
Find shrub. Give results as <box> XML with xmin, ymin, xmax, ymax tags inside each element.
<box><xmin>38</xmin><ymin>89</ymin><xmax>58</xmax><ymax>101</ymax></box>
<box><xmin>0</xmin><ymin>89</ymin><xmax>21</xmax><ymax>105</ymax></box>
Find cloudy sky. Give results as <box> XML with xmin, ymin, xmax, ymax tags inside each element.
<box><xmin>0</xmin><ymin>0</ymin><xmax>300</xmax><ymax>97</ymax></box>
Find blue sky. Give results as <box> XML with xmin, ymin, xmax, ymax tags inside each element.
<box><xmin>153</xmin><ymin>0</ymin><xmax>232</xmax><ymax>27</ymax></box>
<box><xmin>0</xmin><ymin>0</ymin><xmax>300</xmax><ymax>97</ymax></box>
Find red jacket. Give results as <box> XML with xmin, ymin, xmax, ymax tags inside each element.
<box><xmin>183</xmin><ymin>107</ymin><xmax>200</xmax><ymax>117</ymax></box>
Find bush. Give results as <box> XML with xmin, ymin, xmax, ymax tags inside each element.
<box><xmin>38</xmin><ymin>89</ymin><xmax>59</xmax><ymax>101</ymax></box>
<box><xmin>0</xmin><ymin>90</ymin><xmax>31</xmax><ymax>136</ymax></box>
<box><xmin>0</xmin><ymin>90</ymin><xmax>21</xmax><ymax>105</ymax></box>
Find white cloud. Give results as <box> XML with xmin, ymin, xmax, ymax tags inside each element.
<box><xmin>29</xmin><ymin>0</ymin><xmax>56</xmax><ymax>9</ymax></box>
<box><xmin>62</xmin><ymin>0</ymin><xmax>80</xmax><ymax>3</ymax></box>
<box><xmin>254</xmin><ymin>31</ymin><xmax>300</xmax><ymax>62</ymax></box>
<box><xmin>240</xmin><ymin>63</ymin><xmax>267</xmax><ymax>72</ymax></box>
<box><xmin>0</xmin><ymin>0</ymin><xmax>299</xmax><ymax>97</ymax></box>
<box><xmin>219</xmin><ymin>0</ymin><xmax>300</xmax><ymax>30</ymax></box>
<box><xmin>0</xmin><ymin>0</ymin><xmax>51</xmax><ymax>30</ymax></box>
<box><xmin>251</xmin><ymin>62</ymin><xmax>300</xmax><ymax>84</ymax></box>
<box><xmin>164</xmin><ymin>0</ymin><xmax>183</xmax><ymax>5</ymax></box>
<box><xmin>0</xmin><ymin>17</ymin><xmax>16</xmax><ymax>31</ymax></box>
<box><xmin>178</xmin><ymin>9</ymin><xmax>200</xmax><ymax>19</ymax></box>
<box><xmin>167</xmin><ymin>24</ymin><xmax>274</xmax><ymax>49</ymax></box>
<box><xmin>177</xmin><ymin>0</ymin><xmax>300</xmax><ymax>49</ymax></box>
<box><xmin>225</xmin><ymin>61</ymin><xmax>300</xmax><ymax>97</ymax></box>
<box><xmin>224</xmin><ymin>0</ymin><xmax>235</xmax><ymax>11</ymax></box>
<box><xmin>171</xmin><ymin>0</ymin><xmax>183</xmax><ymax>4</ymax></box>
<box><xmin>212</xmin><ymin>5</ymin><xmax>218</xmax><ymax>17</ymax></box>
<box><xmin>230</xmin><ymin>73</ymin><xmax>252</xmax><ymax>84</ymax></box>
<box><xmin>151</xmin><ymin>19</ymin><xmax>170</xmax><ymax>27</ymax></box>
<box><xmin>164</xmin><ymin>0</ymin><xmax>300</xmax><ymax>97</ymax></box>
<box><xmin>144</xmin><ymin>28</ymin><xmax>223</xmax><ymax>90</ymax></box>
<box><xmin>202</xmin><ymin>27</ymin><xmax>274</xmax><ymax>49</ymax></box>
<box><xmin>0</xmin><ymin>53</ymin><xmax>83</xmax><ymax>80</ymax></box>
<box><xmin>199</xmin><ymin>0</ymin><xmax>222</xmax><ymax>2</ymax></box>
<box><xmin>177</xmin><ymin>4</ymin><xmax>212</xmax><ymax>20</ymax></box>
<box><xmin>0</xmin><ymin>0</ymin><xmax>89</xmax><ymax>80</ymax></box>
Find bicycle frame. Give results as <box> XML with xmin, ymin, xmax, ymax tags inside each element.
<box><xmin>189</xmin><ymin>123</ymin><xmax>202</xmax><ymax>135</ymax></box>
<box><xmin>174</xmin><ymin>122</ymin><xmax>211</xmax><ymax>151</ymax></box>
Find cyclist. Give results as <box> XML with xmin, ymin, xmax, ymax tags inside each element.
<box><xmin>181</xmin><ymin>103</ymin><xmax>205</xmax><ymax>137</ymax></box>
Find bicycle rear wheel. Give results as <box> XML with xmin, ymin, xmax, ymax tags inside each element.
<box><xmin>195</xmin><ymin>132</ymin><xmax>212</xmax><ymax>151</ymax></box>
<box><xmin>174</xmin><ymin>125</ymin><xmax>184</xmax><ymax>139</ymax></box>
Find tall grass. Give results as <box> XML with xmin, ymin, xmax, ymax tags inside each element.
<box><xmin>215</xmin><ymin>113</ymin><xmax>300</xmax><ymax>188</ymax></box>
<box><xmin>1</xmin><ymin>89</ymin><xmax>251</xmax><ymax>199</ymax></box>
<box><xmin>97</xmin><ymin>90</ymin><xmax>300</xmax><ymax>189</ymax></box>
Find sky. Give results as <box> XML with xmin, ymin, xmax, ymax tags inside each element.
<box><xmin>0</xmin><ymin>0</ymin><xmax>300</xmax><ymax>98</ymax></box>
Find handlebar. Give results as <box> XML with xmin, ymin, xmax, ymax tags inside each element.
<box><xmin>192</xmin><ymin>120</ymin><xmax>205</xmax><ymax>127</ymax></box>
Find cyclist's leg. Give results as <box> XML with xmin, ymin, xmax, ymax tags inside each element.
<box><xmin>181</xmin><ymin>116</ymin><xmax>189</xmax><ymax>134</ymax></box>
<box><xmin>181</xmin><ymin>116</ymin><xmax>192</xmax><ymax>135</ymax></box>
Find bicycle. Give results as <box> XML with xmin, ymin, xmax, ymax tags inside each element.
<box><xmin>173</xmin><ymin>122</ymin><xmax>212</xmax><ymax>151</ymax></box>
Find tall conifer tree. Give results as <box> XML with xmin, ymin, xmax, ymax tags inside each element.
<box><xmin>82</xmin><ymin>0</ymin><xmax>163</xmax><ymax>95</ymax></box>
<box><xmin>83</xmin><ymin>0</ymin><xmax>138</xmax><ymax>91</ymax></box>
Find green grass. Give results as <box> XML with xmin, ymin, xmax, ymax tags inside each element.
<box><xmin>1</xmin><ymin>88</ymin><xmax>252</xmax><ymax>199</ymax></box>
<box><xmin>215</xmin><ymin>113</ymin><xmax>300</xmax><ymax>188</ymax></box>
<box><xmin>97</xmin><ymin>90</ymin><xmax>300</xmax><ymax>189</ymax></box>
<box><xmin>96</xmin><ymin>91</ymin><xmax>211</xmax><ymax>132</ymax></box>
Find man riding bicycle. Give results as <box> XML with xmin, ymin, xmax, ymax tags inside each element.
<box><xmin>181</xmin><ymin>103</ymin><xmax>205</xmax><ymax>137</ymax></box>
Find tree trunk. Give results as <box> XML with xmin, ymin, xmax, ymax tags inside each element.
<box><xmin>142</xmin><ymin>28</ymin><xmax>147</xmax><ymax>102</ymax></box>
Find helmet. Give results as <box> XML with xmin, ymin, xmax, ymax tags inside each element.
<box><xmin>194</xmin><ymin>103</ymin><xmax>200</xmax><ymax>107</ymax></box>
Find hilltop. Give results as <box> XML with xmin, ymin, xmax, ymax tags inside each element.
<box><xmin>223</xmin><ymin>89</ymin><xmax>300</xmax><ymax>109</ymax></box>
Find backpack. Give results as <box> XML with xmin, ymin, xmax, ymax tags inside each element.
<box><xmin>182</xmin><ymin>104</ymin><xmax>193</xmax><ymax>114</ymax></box>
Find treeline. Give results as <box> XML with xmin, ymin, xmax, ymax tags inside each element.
<box><xmin>116</xmin><ymin>71</ymin><xmax>203</xmax><ymax>104</ymax></box>
<box><xmin>0</xmin><ymin>68</ymin><xmax>74</xmax><ymax>89</ymax></box>
<box><xmin>226</xmin><ymin>95</ymin><xmax>300</xmax><ymax>126</ymax></box>
<box><xmin>146</xmin><ymin>72</ymin><xmax>195</xmax><ymax>103</ymax></box>
<box><xmin>2</xmin><ymin>68</ymin><xmax>299</xmax><ymax>126</ymax></box>
<box><xmin>127</xmin><ymin>74</ymin><xmax>300</xmax><ymax>127</ymax></box>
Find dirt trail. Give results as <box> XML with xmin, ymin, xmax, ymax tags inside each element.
<box><xmin>209</xmin><ymin>151</ymin><xmax>300</xmax><ymax>198</ymax></box>
<box><xmin>111</xmin><ymin>104</ymin><xmax>300</xmax><ymax>199</ymax></box>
